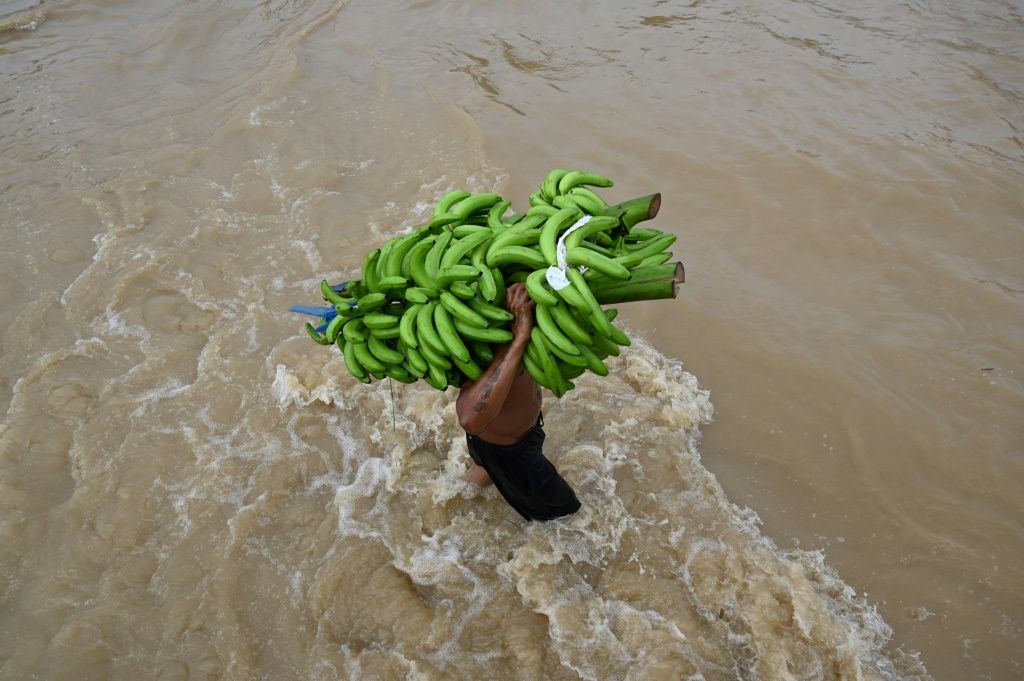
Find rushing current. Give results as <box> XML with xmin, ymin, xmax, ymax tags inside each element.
<box><xmin>2</xmin><ymin>0</ymin><xmax>1022</xmax><ymax>679</ymax></box>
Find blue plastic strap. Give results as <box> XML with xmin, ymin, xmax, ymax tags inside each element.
<box><xmin>290</xmin><ymin>305</ymin><xmax>337</xmax><ymax>318</ymax></box>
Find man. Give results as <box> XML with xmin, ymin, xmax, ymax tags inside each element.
<box><xmin>455</xmin><ymin>283</ymin><xmax>581</xmax><ymax>521</ymax></box>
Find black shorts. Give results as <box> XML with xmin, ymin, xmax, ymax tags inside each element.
<box><xmin>466</xmin><ymin>414</ymin><xmax>581</xmax><ymax>521</ymax></box>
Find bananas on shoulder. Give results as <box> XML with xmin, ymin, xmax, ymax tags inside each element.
<box><xmin>297</xmin><ymin>170</ymin><xmax>680</xmax><ymax>395</ymax></box>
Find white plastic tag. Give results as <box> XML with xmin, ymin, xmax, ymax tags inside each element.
<box><xmin>545</xmin><ymin>266</ymin><xmax>570</xmax><ymax>290</ymax></box>
<box><xmin>545</xmin><ymin>215</ymin><xmax>591</xmax><ymax>290</ymax></box>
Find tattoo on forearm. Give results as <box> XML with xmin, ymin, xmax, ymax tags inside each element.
<box><xmin>473</xmin><ymin>366</ymin><xmax>501</xmax><ymax>412</ymax></box>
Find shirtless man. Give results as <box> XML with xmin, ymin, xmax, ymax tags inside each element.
<box><xmin>455</xmin><ymin>283</ymin><xmax>581</xmax><ymax>521</ymax></box>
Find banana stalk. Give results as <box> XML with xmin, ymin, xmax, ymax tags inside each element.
<box><xmin>589</xmin><ymin>262</ymin><xmax>684</xmax><ymax>304</ymax></box>
<box><xmin>592</xmin><ymin>279</ymin><xmax>679</xmax><ymax>305</ymax></box>
<box><xmin>607</xmin><ymin>193</ymin><xmax>661</xmax><ymax>230</ymax></box>
<box><xmin>587</xmin><ymin>262</ymin><xmax>684</xmax><ymax>292</ymax></box>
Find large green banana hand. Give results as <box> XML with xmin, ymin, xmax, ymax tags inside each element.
<box><xmin>303</xmin><ymin>169</ymin><xmax>679</xmax><ymax>395</ymax></box>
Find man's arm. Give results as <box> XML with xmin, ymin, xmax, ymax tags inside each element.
<box><xmin>456</xmin><ymin>283</ymin><xmax>534</xmax><ymax>435</ymax></box>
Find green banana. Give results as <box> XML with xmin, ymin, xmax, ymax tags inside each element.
<box><xmin>540</xmin><ymin>168</ymin><xmax>569</xmax><ymax>201</ymax></box>
<box><xmin>405</xmin><ymin>287</ymin><xmax>430</xmax><ymax>304</ymax></box>
<box><xmin>428</xmin><ymin>364</ymin><xmax>448</xmax><ymax>391</ymax></box>
<box><xmin>435</xmin><ymin>265</ymin><xmax>481</xmax><ymax>289</ymax></box>
<box><xmin>384</xmin><ymin>231</ymin><xmax>423</xmax><ymax>278</ymax></box>
<box><xmin>356</xmin><ymin>292</ymin><xmax>386</xmax><ymax>312</ymax></box>
<box><xmin>625</xmin><ymin>227</ymin><xmax>662</xmax><ymax>242</ymax></box>
<box><xmin>362</xmin><ymin>313</ymin><xmax>399</xmax><ymax>329</ymax></box>
<box><xmin>403</xmin><ymin>344</ymin><xmax>428</xmax><ymax>377</ymax></box>
<box><xmin>622</xmin><ymin>233</ymin><xmax>676</xmax><ymax>260</ymax></box>
<box><xmin>368</xmin><ymin>334</ymin><xmax>404</xmax><ymax>365</ymax></box>
<box><xmin>487</xmin><ymin>200</ymin><xmax>511</xmax><ymax>229</ymax></box>
<box><xmin>425</xmin><ymin>229</ymin><xmax>454</xmax><ymax>280</ymax></box>
<box><xmin>553</xmin><ymin>276</ymin><xmax>589</xmax><ymax>311</ymax></box>
<box><xmin>353</xmin><ymin>341</ymin><xmax>386</xmax><ymax>374</ymax></box>
<box><xmin>362</xmin><ymin>249</ymin><xmax>381</xmax><ymax>292</ymax></box>
<box><xmin>452</xmin><ymin>355</ymin><xmax>483</xmax><ymax>381</ymax></box>
<box><xmin>305</xmin><ymin>322</ymin><xmax>331</xmax><ymax>345</ymax></box>
<box><xmin>440</xmin><ymin>229</ymin><xmax>492</xmax><ymax>269</ymax></box>
<box><xmin>558</xmin><ymin>361</ymin><xmax>586</xmax><ymax>380</ymax></box>
<box><xmin>528</xmin><ymin>328</ymin><xmax>563</xmax><ymax>396</ymax></box>
<box><xmin>425</xmin><ymin>363</ymin><xmax>448</xmax><ymax>390</ymax></box>
<box><xmin>526</xmin><ymin>204</ymin><xmax>558</xmax><ymax>219</ymax></box>
<box><xmin>487</xmin><ymin>228</ymin><xmax>542</xmax><ymax>258</ymax></box>
<box><xmin>343</xmin><ymin>338</ymin><xmax>369</xmax><ymax>381</ymax></box>
<box><xmin>399</xmin><ymin>305</ymin><xmax>420</xmax><ymax>348</ymax></box>
<box><xmin>486</xmin><ymin>245</ymin><xmax>548</xmax><ymax>270</ymax></box>
<box><xmin>416</xmin><ymin>303</ymin><xmax>449</xmax><ymax>357</ymax></box>
<box><xmin>406</xmin><ymin>237</ymin><xmax>437</xmax><ymax>290</ymax></box>
<box><xmin>453</xmin><ymin>320</ymin><xmax>514</xmax><ymax>344</ymax></box>
<box><xmin>451</xmin><ymin>193</ymin><xmax>502</xmax><ymax>220</ymax></box>
<box><xmin>429</xmin><ymin>212</ymin><xmax>462</xmax><ymax>230</ymax></box>
<box><xmin>467</xmin><ymin>296</ymin><xmax>514</xmax><ymax>323</ymax></box>
<box><xmin>324</xmin><ymin>315</ymin><xmax>346</xmax><ymax>343</ymax></box>
<box><xmin>549</xmin><ymin>301</ymin><xmax>592</xmax><ymax>345</ymax></box>
<box><xmin>557</xmin><ymin>170</ymin><xmax>613</xmax><ymax>195</ymax></box>
<box><xmin>449</xmin><ymin>281</ymin><xmax>476</xmax><ymax>300</ymax></box>
<box><xmin>535</xmin><ymin>303</ymin><xmax>580</xmax><ymax>356</ymax></box>
<box><xmin>452</xmin><ymin>224</ymin><xmax>491</xmax><ymax>238</ymax></box>
<box><xmin>472</xmin><ymin>241</ymin><xmax>497</xmax><ymax>302</ymax></box>
<box><xmin>565</xmin><ymin>247</ymin><xmax>631</xmax><ymax>280</ymax></box>
<box><xmin>563</xmin><ymin>215</ymin><xmax>620</xmax><ymax>248</ymax></box>
<box><xmin>639</xmin><ymin>252</ymin><xmax>674</xmax><ymax>267</ymax></box>
<box><xmin>525</xmin><ymin>269</ymin><xmax>559</xmax><ymax>306</ymax></box>
<box><xmin>552</xmin><ymin>193</ymin><xmax>603</xmax><ymax>215</ymax></box>
<box><xmin>569</xmin><ymin>186</ymin><xmax>609</xmax><ymax>211</ymax></box>
<box><xmin>567</xmin><ymin>268</ymin><xmax>613</xmax><ymax>337</ymax></box>
<box><xmin>335</xmin><ymin>301</ymin><xmax>359</xmax><ymax>317</ymax></box>
<box><xmin>522</xmin><ymin>351</ymin><xmax>554</xmax><ymax>391</ymax></box>
<box><xmin>439</xmin><ymin>291</ymin><xmax>488</xmax><ymax>328</ymax></box>
<box><xmin>603</xmin><ymin>321</ymin><xmax>631</xmax><ymax>347</ymax></box>
<box><xmin>546</xmin><ymin>338</ymin><xmax>588</xmax><ymax>367</ymax></box>
<box><xmin>529</xmin><ymin>191</ymin><xmax>550</xmax><ymax>208</ymax></box>
<box><xmin>376</xmin><ymin>275</ymin><xmax>409</xmax><ymax>292</ymax></box>
<box><xmin>342</xmin><ymin>318</ymin><xmax>367</xmax><ymax>344</ymax></box>
<box><xmin>386</xmin><ymin>364</ymin><xmax>417</xmax><ymax>384</ymax></box>
<box><xmin>417</xmin><ymin>333</ymin><xmax>452</xmax><ymax>370</ymax></box>
<box><xmin>435</xmin><ymin>189</ymin><xmax>471</xmax><ymax>216</ymax></box>
<box><xmin>433</xmin><ymin>303</ymin><xmax>471</xmax><ymax>363</ymax></box>
<box><xmin>321</xmin><ymin>280</ymin><xmax>347</xmax><ymax>305</ymax></box>
<box><xmin>369</xmin><ymin>325</ymin><xmax>400</xmax><ymax>340</ymax></box>
<box><xmin>346</xmin><ymin>280</ymin><xmax>369</xmax><ymax>299</ymax></box>
<box><xmin>578</xmin><ymin>344</ymin><xmax>609</xmax><ymax>376</ymax></box>
<box><xmin>589</xmin><ymin>329</ymin><xmax>621</xmax><ymax>357</ymax></box>
<box><xmin>491</xmin><ymin>266</ymin><xmax>507</xmax><ymax>307</ymax></box>
<box><xmin>469</xmin><ymin>340</ymin><xmax>494</xmax><ymax>364</ymax></box>
<box><xmin>539</xmin><ymin>207</ymin><xmax>582</xmax><ymax>266</ymax></box>
<box><xmin>579</xmin><ymin>240</ymin><xmax>616</xmax><ymax>258</ymax></box>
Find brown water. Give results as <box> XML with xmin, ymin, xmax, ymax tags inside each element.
<box><xmin>1</xmin><ymin>0</ymin><xmax>1022</xmax><ymax>679</ymax></box>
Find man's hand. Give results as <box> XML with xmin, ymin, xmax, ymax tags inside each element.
<box><xmin>506</xmin><ymin>282</ymin><xmax>535</xmax><ymax>342</ymax></box>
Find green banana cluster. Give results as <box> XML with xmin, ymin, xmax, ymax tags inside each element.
<box><xmin>302</xmin><ymin>169</ymin><xmax>683</xmax><ymax>395</ymax></box>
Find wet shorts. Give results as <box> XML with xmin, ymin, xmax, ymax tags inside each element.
<box><xmin>466</xmin><ymin>413</ymin><xmax>581</xmax><ymax>521</ymax></box>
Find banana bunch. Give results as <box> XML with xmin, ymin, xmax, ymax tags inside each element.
<box><xmin>297</xmin><ymin>169</ymin><xmax>684</xmax><ymax>396</ymax></box>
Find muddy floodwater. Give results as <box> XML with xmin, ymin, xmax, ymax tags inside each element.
<box><xmin>1</xmin><ymin>1</ymin><xmax>1022</xmax><ymax>679</ymax></box>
